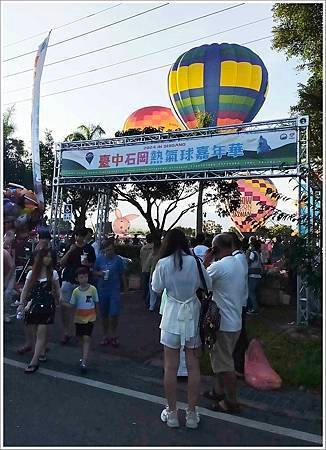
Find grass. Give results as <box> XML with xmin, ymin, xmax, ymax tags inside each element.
<box><xmin>200</xmin><ymin>306</ymin><xmax>322</xmax><ymax>391</ymax></box>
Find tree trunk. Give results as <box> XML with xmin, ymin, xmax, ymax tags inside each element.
<box><xmin>74</xmin><ymin>206</ymin><xmax>87</xmax><ymax>229</ymax></box>
<box><xmin>196</xmin><ymin>181</ymin><xmax>204</xmax><ymax>235</ymax></box>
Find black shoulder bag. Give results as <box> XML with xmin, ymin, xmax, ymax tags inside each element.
<box><xmin>194</xmin><ymin>257</ymin><xmax>221</xmax><ymax>351</ymax></box>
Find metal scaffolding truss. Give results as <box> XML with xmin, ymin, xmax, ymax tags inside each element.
<box><xmin>59</xmin><ymin>117</ymin><xmax>299</xmax><ymax>152</ymax></box>
<box><xmin>55</xmin><ymin>169</ymin><xmax>299</xmax><ymax>187</ymax></box>
<box><xmin>50</xmin><ymin>116</ymin><xmax>321</xmax><ymax>325</ymax></box>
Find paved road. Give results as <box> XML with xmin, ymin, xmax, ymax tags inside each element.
<box><xmin>3</xmin><ymin>344</ymin><xmax>322</xmax><ymax>447</ymax></box>
<box><xmin>3</xmin><ymin>299</ymin><xmax>322</xmax><ymax>448</ymax></box>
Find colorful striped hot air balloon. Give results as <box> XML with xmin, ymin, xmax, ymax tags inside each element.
<box><xmin>123</xmin><ymin>106</ymin><xmax>183</xmax><ymax>131</ymax></box>
<box><xmin>230</xmin><ymin>178</ymin><xmax>277</xmax><ymax>234</ymax></box>
<box><xmin>168</xmin><ymin>43</ymin><xmax>268</xmax><ymax>129</ymax></box>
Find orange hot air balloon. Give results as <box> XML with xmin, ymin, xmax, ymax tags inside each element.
<box><xmin>230</xmin><ymin>178</ymin><xmax>278</xmax><ymax>233</ymax></box>
<box><xmin>123</xmin><ymin>106</ymin><xmax>183</xmax><ymax>132</ymax></box>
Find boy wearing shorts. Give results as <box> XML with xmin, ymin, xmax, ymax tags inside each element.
<box><xmin>70</xmin><ymin>267</ymin><xmax>99</xmax><ymax>373</ymax></box>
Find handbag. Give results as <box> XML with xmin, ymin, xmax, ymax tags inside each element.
<box><xmin>194</xmin><ymin>257</ymin><xmax>221</xmax><ymax>350</ymax></box>
<box><xmin>26</xmin><ymin>301</ymin><xmax>55</xmax><ymax>322</ymax></box>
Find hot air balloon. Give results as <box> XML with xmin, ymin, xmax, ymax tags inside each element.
<box><xmin>123</xmin><ymin>106</ymin><xmax>183</xmax><ymax>131</ymax></box>
<box><xmin>230</xmin><ymin>178</ymin><xmax>277</xmax><ymax>234</ymax></box>
<box><xmin>168</xmin><ymin>43</ymin><xmax>268</xmax><ymax>129</ymax></box>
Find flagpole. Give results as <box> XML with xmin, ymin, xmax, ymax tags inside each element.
<box><xmin>31</xmin><ymin>30</ymin><xmax>51</xmax><ymax>215</ymax></box>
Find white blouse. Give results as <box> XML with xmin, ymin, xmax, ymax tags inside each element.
<box><xmin>152</xmin><ymin>253</ymin><xmax>212</xmax><ymax>345</ymax></box>
<box><xmin>26</xmin><ymin>270</ymin><xmax>59</xmax><ymax>282</ymax></box>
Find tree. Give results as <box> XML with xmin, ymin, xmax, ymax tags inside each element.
<box><xmin>271</xmin><ymin>4</ymin><xmax>322</xmax><ymax>303</ymax></box>
<box><xmin>267</xmin><ymin>224</ymin><xmax>294</xmax><ymax>240</ymax></box>
<box><xmin>272</xmin><ymin>3</ymin><xmax>323</xmax><ymax>162</ymax></box>
<box><xmin>176</xmin><ymin>227</ymin><xmax>196</xmax><ymax>237</ymax></box>
<box><xmin>65</xmin><ymin>124</ymin><xmax>106</xmax><ymax>141</ymax></box>
<box><xmin>3</xmin><ymin>106</ymin><xmax>16</xmax><ymax>142</ymax></box>
<box><xmin>3</xmin><ymin>107</ymin><xmax>33</xmax><ymax>188</ymax></box>
<box><xmin>113</xmin><ymin>127</ymin><xmax>240</xmax><ymax>239</ymax></box>
<box><xmin>203</xmin><ymin>220</ymin><xmax>222</xmax><ymax>235</ymax></box>
<box><xmin>63</xmin><ymin>124</ymin><xmax>107</xmax><ymax>228</ymax></box>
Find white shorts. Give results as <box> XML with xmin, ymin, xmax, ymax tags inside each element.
<box><xmin>61</xmin><ymin>281</ymin><xmax>77</xmax><ymax>303</ymax></box>
<box><xmin>160</xmin><ymin>330</ymin><xmax>201</xmax><ymax>350</ymax></box>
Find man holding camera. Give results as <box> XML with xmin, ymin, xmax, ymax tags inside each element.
<box><xmin>203</xmin><ymin>233</ymin><xmax>246</xmax><ymax>414</ymax></box>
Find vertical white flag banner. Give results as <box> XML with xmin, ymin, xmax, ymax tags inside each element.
<box><xmin>31</xmin><ymin>31</ymin><xmax>51</xmax><ymax>213</ymax></box>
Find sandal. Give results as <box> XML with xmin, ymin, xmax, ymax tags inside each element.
<box><xmin>111</xmin><ymin>337</ymin><xmax>120</xmax><ymax>348</ymax></box>
<box><xmin>38</xmin><ymin>355</ymin><xmax>47</xmax><ymax>362</ymax></box>
<box><xmin>17</xmin><ymin>345</ymin><xmax>32</xmax><ymax>355</ymax></box>
<box><xmin>24</xmin><ymin>364</ymin><xmax>39</xmax><ymax>374</ymax></box>
<box><xmin>210</xmin><ymin>399</ymin><xmax>241</xmax><ymax>414</ymax></box>
<box><xmin>100</xmin><ymin>337</ymin><xmax>110</xmax><ymax>346</ymax></box>
<box><xmin>203</xmin><ymin>389</ymin><xmax>225</xmax><ymax>402</ymax></box>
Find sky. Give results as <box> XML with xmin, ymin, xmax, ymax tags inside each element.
<box><xmin>2</xmin><ymin>1</ymin><xmax>310</xmax><ymax>232</ymax></box>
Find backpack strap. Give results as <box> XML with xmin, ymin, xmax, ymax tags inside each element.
<box><xmin>194</xmin><ymin>256</ymin><xmax>209</xmax><ymax>296</ymax></box>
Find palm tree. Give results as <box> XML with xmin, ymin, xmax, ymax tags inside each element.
<box><xmin>65</xmin><ymin>124</ymin><xmax>106</xmax><ymax>141</ymax></box>
<box><xmin>63</xmin><ymin>123</ymin><xmax>106</xmax><ymax>227</ymax></box>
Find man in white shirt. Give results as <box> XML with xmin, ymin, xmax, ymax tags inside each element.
<box><xmin>203</xmin><ymin>233</ymin><xmax>245</xmax><ymax>414</ymax></box>
<box><xmin>227</xmin><ymin>232</ymin><xmax>249</xmax><ymax>377</ymax></box>
<box><xmin>193</xmin><ymin>233</ymin><xmax>209</xmax><ymax>261</ymax></box>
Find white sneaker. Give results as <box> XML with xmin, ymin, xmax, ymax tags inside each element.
<box><xmin>161</xmin><ymin>407</ymin><xmax>179</xmax><ymax>428</ymax></box>
<box><xmin>186</xmin><ymin>407</ymin><xmax>200</xmax><ymax>429</ymax></box>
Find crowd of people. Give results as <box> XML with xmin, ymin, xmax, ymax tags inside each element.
<box><xmin>4</xmin><ymin>224</ymin><xmax>287</xmax><ymax>429</ymax></box>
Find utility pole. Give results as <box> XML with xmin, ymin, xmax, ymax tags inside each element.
<box><xmin>194</xmin><ymin>111</ymin><xmax>212</xmax><ymax>236</ymax></box>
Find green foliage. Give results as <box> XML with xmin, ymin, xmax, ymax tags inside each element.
<box><xmin>272</xmin><ymin>3</ymin><xmax>323</xmax><ymax>161</ymax></box>
<box><xmin>285</xmin><ymin>236</ymin><xmax>322</xmax><ymax>298</ymax></box>
<box><xmin>228</xmin><ymin>226</ymin><xmax>240</xmax><ymax>235</ymax></box>
<box><xmin>176</xmin><ymin>226</ymin><xmax>196</xmax><ymax>237</ymax></box>
<box><xmin>246</xmin><ymin>319</ymin><xmax>321</xmax><ymax>389</ymax></box>
<box><xmin>56</xmin><ymin>218</ymin><xmax>72</xmax><ymax>232</ymax></box>
<box><xmin>3</xmin><ymin>106</ymin><xmax>16</xmax><ymax>142</ymax></box>
<box><xmin>200</xmin><ymin>311</ymin><xmax>321</xmax><ymax>389</ymax></box>
<box><xmin>203</xmin><ymin>221</ymin><xmax>222</xmax><ymax>235</ymax></box>
<box><xmin>267</xmin><ymin>224</ymin><xmax>294</xmax><ymax>240</ymax></box>
<box><xmin>272</xmin><ymin>3</ymin><xmax>323</xmax><ymax>77</ymax></box>
<box><xmin>195</xmin><ymin>111</ymin><xmax>212</xmax><ymax>128</ymax></box>
<box><xmin>291</xmin><ymin>75</ymin><xmax>322</xmax><ymax>162</ymax></box>
<box><xmin>65</xmin><ymin>124</ymin><xmax>106</xmax><ymax>141</ymax></box>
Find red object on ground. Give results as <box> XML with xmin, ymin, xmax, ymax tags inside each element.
<box><xmin>245</xmin><ymin>339</ymin><xmax>282</xmax><ymax>390</ymax></box>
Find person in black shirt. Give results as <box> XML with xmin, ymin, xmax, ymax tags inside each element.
<box><xmin>17</xmin><ymin>230</ymin><xmax>59</xmax><ymax>356</ymax></box>
<box><xmin>85</xmin><ymin>228</ymin><xmax>94</xmax><ymax>246</ymax></box>
<box><xmin>59</xmin><ymin>228</ymin><xmax>96</xmax><ymax>344</ymax></box>
<box><xmin>30</xmin><ymin>230</ymin><xmax>58</xmax><ymax>267</ymax></box>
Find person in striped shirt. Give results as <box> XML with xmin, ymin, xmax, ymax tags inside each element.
<box><xmin>69</xmin><ymin>267</ymin><xmax>99</xmax><ymax>373</ymax></box>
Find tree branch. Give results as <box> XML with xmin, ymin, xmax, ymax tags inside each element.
<box><xmin>165</xmin><ymin>203</ymin><xmax>197</xmax><ymax>232</ymax></box>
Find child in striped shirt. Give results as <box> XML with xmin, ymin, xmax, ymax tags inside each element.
<box><xmin>70</xmin><ymin>267</ymin><xmax>99</xmax><ymax>373</ymax></box>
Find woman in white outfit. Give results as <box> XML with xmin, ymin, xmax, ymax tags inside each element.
<box><xmin>152</xmin><ymin>229</ymin><xmax>212</xmax><ymax>429</ymax></box>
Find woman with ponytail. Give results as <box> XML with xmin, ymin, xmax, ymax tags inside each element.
<box><xmin>152</xmin><ymin>229</ymin><xmax>212</xmax><ymax>429</ymax></box>
<box><xmin>17</xmin><ymin>249</ymin><xmax>61</xmax><ymax>373</ymax></box>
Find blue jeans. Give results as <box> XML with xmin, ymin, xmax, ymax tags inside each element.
<box><xmin>247</xmin><ymin>277</ymin><xmax>261</xmax><ymax>311</ymax></box>
<box><xmin>141</xmin><ymin>272</ymin><xmax>150</xmax><ymax>307</ymax></box>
